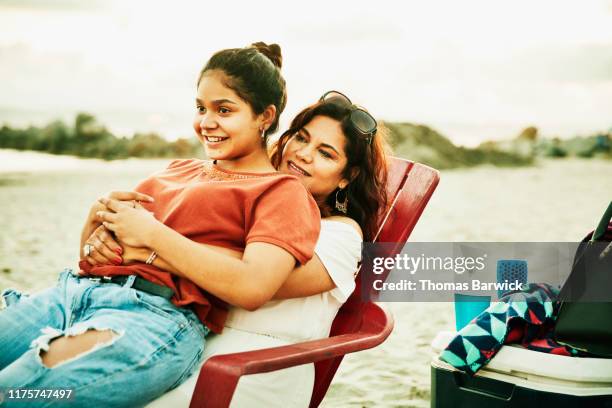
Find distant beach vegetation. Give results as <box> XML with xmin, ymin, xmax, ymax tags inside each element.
<box><xmin>0</xmin><ymin>113</ymin><xmax>609</xmax><ymax>169</ymax></box>
<box><xmin>0</xmin><ymin>113</ymin><xmax>202</xmax><ymax>160</ymax></box>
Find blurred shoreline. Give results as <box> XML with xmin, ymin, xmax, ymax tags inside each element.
<box><xmin>0</xmin><ymin>148</ymin><xmax>172</xmax><ymax>173</ymax></box>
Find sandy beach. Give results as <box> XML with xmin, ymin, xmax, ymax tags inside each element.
<box><xmin>0</xmin><ymin>149</ymin><xmax>610</xmax><ymax>407</ymax></box>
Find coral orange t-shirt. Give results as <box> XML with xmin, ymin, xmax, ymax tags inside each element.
<box><xmin>80</xmin><ymin>159</ymin><xmax>321</xmax><ymax>333</ymax></box>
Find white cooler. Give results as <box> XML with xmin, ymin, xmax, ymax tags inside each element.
<box><xmin>430</xmin><ymin>331</ymin><xmax>612</xmax><ymax>407</ymax></box>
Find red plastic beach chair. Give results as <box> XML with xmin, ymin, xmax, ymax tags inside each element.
<box><xmin>189</xmin><ymin>158</ymin><xmax>440</xmax><ymax>408</ymax></box>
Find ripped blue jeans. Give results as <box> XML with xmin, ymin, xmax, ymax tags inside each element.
<box><xmin>0</xmin><ymin>269</ymin><xmax>209</xmax><ymax>407</ymax></box>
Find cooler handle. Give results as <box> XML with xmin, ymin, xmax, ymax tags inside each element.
<box><xmin>453</xmin><ymin>371</ymin><xmax>515</xmax><ymax>400</ymax></box>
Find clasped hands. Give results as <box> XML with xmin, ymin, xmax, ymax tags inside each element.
<box><xmin>82</xmin><ymin>191</ymin><xmax>159</xmax><ymax>268</ymax></box>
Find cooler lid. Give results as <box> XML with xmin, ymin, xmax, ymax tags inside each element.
<box><xmin>432</xmin><ymin>331</ymin><xmax>612</xmax><ymax>384</ymax></box>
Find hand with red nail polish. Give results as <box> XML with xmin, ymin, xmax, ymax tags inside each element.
<box><xmin>84</xmin><ymin>225</ymin><xmax>124</xmax><ymax>266</ymax></box>
<box><xmin>84</xmin><ymin>219</ymin><xmax>152</xmax><ymax>267</ymax></box>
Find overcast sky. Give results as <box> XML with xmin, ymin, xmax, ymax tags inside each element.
<box><xmin>1</xmin><ymin>0</ymin><xmax>611</xmax><ymax>146</ymax></box>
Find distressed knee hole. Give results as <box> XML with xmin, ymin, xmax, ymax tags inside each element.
<box><xmin>40</xmin><ymin>328</ymin><xmax>120</xmax><ymax>369</ymax></box>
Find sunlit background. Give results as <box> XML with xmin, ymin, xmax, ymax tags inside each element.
<box><xmin>1</xmin><ymin>0</ymin><xmax>611</xmax><ymax>146</ymax></box>
<box><xmin>2</xmin><ymin>3</ymin><xmax>611</xmax><ymax>406</ymax></box>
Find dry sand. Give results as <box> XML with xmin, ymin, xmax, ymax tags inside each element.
<box><xmin>0</xmin><ymin>149</ymin><xmax>610</xmax><ymax>407</ymax></box>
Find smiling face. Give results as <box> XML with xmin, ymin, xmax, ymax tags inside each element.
<box><xmin>279</xmin><ymin>115</ymin><xmax>351</xmax><ymax>203</ymax></box>
<box><xmin>193</xmin><ymin>70</ymin><xmax>265</xmax><ymax>163</ymax></box>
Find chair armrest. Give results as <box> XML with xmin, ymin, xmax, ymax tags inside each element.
<box><xmin>189</xmin><ymin>303</ymin><xmax>393</xmax><ymax>408</ymax></box>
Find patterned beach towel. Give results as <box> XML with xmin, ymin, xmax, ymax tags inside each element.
<box><xmin>440</xmin><ymin>283</ymin><xmax>588</xmax><ymax>376</ymax></box>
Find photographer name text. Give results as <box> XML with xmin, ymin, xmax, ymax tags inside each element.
<box><xmin>372</xmin><ymin>279</ymin><xmax>526</xmax><ymax>292</ymax></box>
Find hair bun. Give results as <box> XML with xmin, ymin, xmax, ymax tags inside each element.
<box><xmin>251</xmin><ymin>41</ymin><xmax>282</xmax><ymax>69</ymax></box>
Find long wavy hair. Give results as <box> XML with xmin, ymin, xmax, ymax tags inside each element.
<box><xmin>270</xmin><ymin>101</ymin><xmax>390</xmax><ymax>241</ymax></box>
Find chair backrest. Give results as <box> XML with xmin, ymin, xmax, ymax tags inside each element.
<box><xmin>309</xmin><ymin>158</ymin><xmax>440</xmax><ymax>407</ymax></box>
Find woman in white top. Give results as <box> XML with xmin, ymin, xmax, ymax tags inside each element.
<box><xmin>86</xmin><ymin>90</ymin><xmax>390</xmax><ymax>407</ymax></box>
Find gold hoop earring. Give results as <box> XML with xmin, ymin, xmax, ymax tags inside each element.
<box><xmin>335</xmin><ymin>188</ymin><xmax>348</xmax><ymax>214</ymax></box>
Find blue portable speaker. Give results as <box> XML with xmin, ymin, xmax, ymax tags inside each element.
<box><xmin>496</xmin><ymin>260</ymin><xmax>528</xmax><ymax>298</ymax></box>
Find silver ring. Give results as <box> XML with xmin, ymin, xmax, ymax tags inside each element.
<box><xmin>83</xmin><ymin>244</ymin><xmax>94</xmax><ymax>257</ymax></box>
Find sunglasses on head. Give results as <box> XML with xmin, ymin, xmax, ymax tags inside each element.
<box><xmin>319</xmin><ymin>90</ymin><xmax>377</xmax><ymax>145</ymax></box>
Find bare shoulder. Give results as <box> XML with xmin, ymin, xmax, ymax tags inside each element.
<box><xmin>323</xmin><ymin>216</ymin><xmax>363</xmax><ymax>239</ymax></box>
